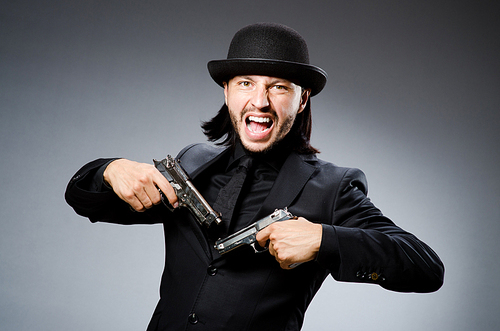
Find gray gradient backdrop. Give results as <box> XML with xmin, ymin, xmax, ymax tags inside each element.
<box><xmin>1</xmin><ymin>1</ymin><xmax>499</xmax><ymax>330</ymax></box>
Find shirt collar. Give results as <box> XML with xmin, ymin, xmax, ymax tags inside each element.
<box><xmin>226</xmin><ymin>140</ymin><xmax>289</xmax><ymax>173</ymax></box>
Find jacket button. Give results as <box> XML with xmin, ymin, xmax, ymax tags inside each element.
<box><xmin>370</xmin><ymin>272</ymin><xmax>379</xmax><ymax>281</ymax></box>
<box><xmin>207</xmin><ymin>265</ymin><xmax>218</xmax><ymax>276</ymax></box>
<box><xmin>188</xmin><ymin>313</ymin><xmax>198</xmax><ymax>324</ymax></box>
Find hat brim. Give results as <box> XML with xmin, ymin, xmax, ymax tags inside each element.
<box><xmin>207</xmin><ymin>58</ymin><xmax>327</xmax><ymax>96</ymax></box>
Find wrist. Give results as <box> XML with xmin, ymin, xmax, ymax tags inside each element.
<box><xmin>102</xmin><ymin>158</ymin><xmax>122</xmax><ymax>188</ymax></box>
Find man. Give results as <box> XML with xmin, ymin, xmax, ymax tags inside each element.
<box><xmin>65</xmin><ymin>23</ymin><xmax>444</xmax><ymax>330</ymax></box>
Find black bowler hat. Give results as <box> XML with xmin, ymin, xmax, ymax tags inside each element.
<box><xmin>207</xmin><ymin>23</ymin><xmax>327</xmax><ymax>96</ymax></box>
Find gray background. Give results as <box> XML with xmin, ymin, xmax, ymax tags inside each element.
<box><xmin>1</xmin><ymin>1</ymin><xmax>499</xmax><ymax>330</ymax></box>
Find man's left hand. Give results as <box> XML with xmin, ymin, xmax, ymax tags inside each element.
<box><xmin>256</xmin><ymin>217</ymin><xmax>323</xmax><ymax>270</ymax></box>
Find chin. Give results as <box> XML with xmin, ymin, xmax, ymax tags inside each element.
<box><xmin>241</xmin><ymin>142</ymin><xmax>268</xmax><ymax>154</ymax></box>
<box><xmin>241</xmin><ymin>139</ymin><xmax>278</xmax><ymax>155</ymax></box>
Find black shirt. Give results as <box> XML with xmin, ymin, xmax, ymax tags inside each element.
<box><xmin>192</xmin><ymin>142</ymin><xmax>288</xmax><ymax>240</ymax></box>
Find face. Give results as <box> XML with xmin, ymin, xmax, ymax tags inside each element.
<box><xmin>224</xmin><ymin>75</ymin><xmax>310</xmax><ymax>153</ymax></box>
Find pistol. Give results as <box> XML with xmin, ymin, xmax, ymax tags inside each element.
<box><xmin>215</xmin><ymin>208</ymin><xmax>295</xmax><ymax>254</ymax></box>
<box><xmin>154</xmin><ymin>155</ymin><xmax>222</xmax><ymax>227</ymax></box>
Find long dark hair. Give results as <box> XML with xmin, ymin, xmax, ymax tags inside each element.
<box><xmin>201</xmin><ymin>100</ymin><xmax>319</xmax><ymax>154</ymax></box>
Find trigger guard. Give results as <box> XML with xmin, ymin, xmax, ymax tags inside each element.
<box><xmin>252</xmin><ymin>240</ymin><xmax>269</xmax><ymax>253</ymax></box>
<box><xmin>158</xmin><ymin>189</ymin><xmax>175</xmax><ymax>212</ymax></box>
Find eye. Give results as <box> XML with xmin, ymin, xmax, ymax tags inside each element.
<box><xmin>238</xmin><ymin>81</ymin><xmax>252</xmax><ymax>87</ymax></box>
<box><xmin>271</xmin><ymin>85</ymin><xmax>289</xmax><ymax>92</ymax></box>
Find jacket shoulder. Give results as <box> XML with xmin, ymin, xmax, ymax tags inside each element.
<box><xmin>300</xmin><ymin>154</ymin><xmax>369</xmax><ymax>195</ymax></box>
<box><xmin>175</xmin><ymin>143</ymin><xmax>227</xmax><ymax>175</ymax></box>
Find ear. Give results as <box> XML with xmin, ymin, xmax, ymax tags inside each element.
<box><xmin>298</xmin><ymin>88</ymin><xmax>311</xmax><ymax>114</ymax></box>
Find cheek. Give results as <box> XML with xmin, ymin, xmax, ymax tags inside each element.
<box><xmin>276</xmin><ymin>102</ymin><xmax>300</xmax><ymax>124</ymax></box>
<box><xmin>228</xmin><ymin>108</ymin><xmax>238</xmax><ymax>123</ymax></box>
<box><xmin>275</xmin><ymin>94</ymin><xmax>302</xmax><ymax>114</ymax></box>
<box><xmin>226</xmin><ymin>96</ymin><xmax>243</xmax><ymax>116</ymax></box>
<box><xmin>228</xmin><ymin>107</ymin><xmax>243</xmax><ymax>130</ymax></box>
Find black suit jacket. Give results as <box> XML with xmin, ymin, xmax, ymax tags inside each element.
<box><xmin>65</xmin><ymin>143</ymin><xmax>444</xmax><ymax>330</ymax></box>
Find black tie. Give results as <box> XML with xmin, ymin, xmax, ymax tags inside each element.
<box><xmin>213</xmin><ymin>155</ymin><xmax>253</xmax><ymax>225</ymax></box>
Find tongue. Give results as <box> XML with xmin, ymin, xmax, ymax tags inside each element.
<box><xmin>249</xmin><ymin>121</ymin><xmax>269</xmax><ymax>132</ymax></box>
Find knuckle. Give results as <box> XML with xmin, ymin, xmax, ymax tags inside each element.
<box><xmin>269</xmin><ymin>232</ymin><xmax>280</xmax><ymax>242</ymax></box>
<box><xmin>151</xmin><ymin>195</ymin><xmax>162</xmax><ymax>205</ymax></box>
<box><xmin>268</xmin><ymin>223</ymin><xmax>278</xmax><ymax>231</ymax></box>
<box><xmin>134</xmin><ymin>205</ymin><xmax>145</xmax><ymax>212</ymax></box>
<box><xmin>137</xmin><ymin>174</ymin><xmax>149</xmax><ymax>184</ymax></box>
<box><xmin>277</xmin><ymin>251</ymin><xmax>287</xmax><ymax>261</ymax></box>
<box><xmin>122</xmin><ymin>190</ymin><xmax>135</xmax><ymax>200</ymax></box>
<box><xmin>131</xmin><ymin>183</ymin><xmax>144</xmax><ymax>193</ymax></box>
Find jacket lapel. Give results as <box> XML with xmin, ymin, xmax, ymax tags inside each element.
<box><xmin>178</xmin><ymin>144</ymin><xmax>229</xmax><ymax>179</ymax></box>
<box><xmin>173</xmin><ymin>146</ymin><xmax>230</xmax><ymax>262</ymax></box>
<box><xmin>255</xmin><ymin>152</ymin><xmax>317</xmax><ymax>220</ymax></box>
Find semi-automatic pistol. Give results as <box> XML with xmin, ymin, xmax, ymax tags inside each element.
<box><xmin>215</xmin><ymin>208</ymin><xmax>295</xmax><ymax>254</ymax></box>
<box><xmin>154</xmin><ymin>155</ymin><xmax>222</xmax><ymax>228</ymax></box>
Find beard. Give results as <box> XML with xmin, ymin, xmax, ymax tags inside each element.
<box><xmin>229</xmin><ymin>106</ymin><xmax>297</xmax><ymax>154</ymax></box>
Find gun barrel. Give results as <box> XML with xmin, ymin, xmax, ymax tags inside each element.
<box><xmin>215</xmin><ymin>208</ymin><xmax>293</xmax><ymax>254</ymax></box>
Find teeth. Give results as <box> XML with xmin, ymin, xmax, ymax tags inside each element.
<box><xmin>248</xmin><ymin>116</ymin><xmax>270</xmax><ymax>123</ymax></box>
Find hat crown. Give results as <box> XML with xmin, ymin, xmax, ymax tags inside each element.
<box><xmin>227</xmin><ymin>23</ymin><xmax>310</xmax><ymax>64</ymax></box>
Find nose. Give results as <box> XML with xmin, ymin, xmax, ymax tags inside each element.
<box><xmin>250</xmin><ymin>85</ymin><xmax>270</xmax><ymax>110</ymax></box>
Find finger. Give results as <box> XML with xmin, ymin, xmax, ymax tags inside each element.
<box><xmin>131</xmin><ymin>202</ymin><xmax>146</xmax><ymax>212</ymax></box>
<box><xmin>132</xmin><ymin>187</ymin><xmax>154</xmax><ymax>210</ymax></box>
<box><xmin>153</xmin><ymin>171</ymin><xmax>178</xmax><ymax>207</ymax></box>
<box><xmin>279</xmin><ymin>261</ymin><xmax>300</xmax><ymax>270</ymax></box>
<box><xmin>256</xmin><ymin>227</ymin><xmax>272</xmax><ymax>248</ymax></box>
<box><xmin>275</xmin><ymin>251</ymin><xmax>297</xmax><ymax>270</ymax></box>
<box><xmin>143</xmin><ymin>180</ymin><xmax>163</xmax><ymax>206</ymax></box>
<box><xmin>120</xmin><ymin>192</ymin><xmax>147</xmax><ymax>212</ymax></box>
<box><xmin>268</xmin><ymin>241</ymin><xmax>297</xmax><ymax>270</ymax></box>
<box><xmin>268</xmin><ymin>242</ymin><xmax>279</xmax><ymax>261</ymax></box>
<box><xmin>280</xmin><ymin>261</ymin><xmax>292</xmax><ymax>270</ymax></box>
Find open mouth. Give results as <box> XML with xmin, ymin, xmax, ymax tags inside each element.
<box><xmin>246</xmin><ymin>115</ymin><xmax>273</xmax><ymax>133</ymax></box>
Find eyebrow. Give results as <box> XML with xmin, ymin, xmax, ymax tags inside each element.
<box><xmin>236</xmin><ymin>76</ymin><xmax>292</xmax><ymax>86</ymax></box>
<box><xmin>236</xmin><ymin>76</ymin><xmax>256</xmax><ymax>83</ymax></box>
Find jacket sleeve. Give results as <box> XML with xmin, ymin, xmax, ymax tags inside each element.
<box><xmin>65</xmin><ymin>158</ymin><xmax>165</xmax><ymax>225</ymax></box>
<box><xmin>315</xmin><ymin>167</ymin><xmax>444</xmax><ymax>293</ymax></box>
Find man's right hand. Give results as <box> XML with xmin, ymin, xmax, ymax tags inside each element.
<box><xmin>103</xmin><ymin>159</ymin><xmax>178</xmax><ymax>212</ymax></box>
